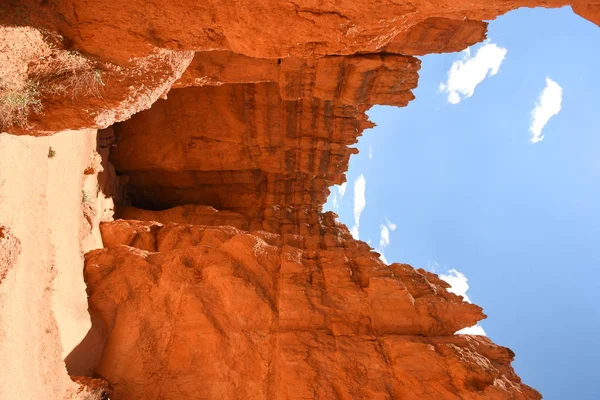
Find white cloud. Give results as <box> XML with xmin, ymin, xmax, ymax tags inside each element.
<box><xmin>530</xmin><ymin>78</ymin><xmax>563</xmax><ymax>144</ymax></box>
<box><xmin>376</xmin><ymin>217</ymin><xmax>397</xmax><ymax>264</ymax></box>
<box><xmin>379</xmin><ymin>225</ymin><xmax>390</xmax><ymax>249</ymax></box>
<box><xmin>456</xmin><ymin>325</ymin><xmax>487</xmax><ymax>336</ymax></box>
<box><xmin>440</xmin><ymin>41</ymin><xmax>507</xmax><ymax>104</ymax></box>
<box><xmin>439</xmin><ymin>268</ymin><xmax>471</xmax><ymax>302</ymax></box>
<box><xmin>439</xmin><ymin>268</ymin><xmax>487</xmax><ymax>336</ymax></box>
<box><xmin>338</xmin><ymin>182</ymin><xmax>347</xmax><ymax>198</ymax></box>
<box><xmin>368</xmin><ymin>146</ymin><xmax>373</xmax><ymax>159</ymax></box>
<box><xmin>385</xmin><ymin>217</ymin><xmax>397</xmax><ymax>231</ymax></box>
<box><xmin>351</xmin><ymin>174</ymin><xmax>366</xmax><ymax>239</ymax></box>
<box><xmin>332</xmin><ymin>192</ymin><xmax>339</xmax><ymax>209</ymax></box>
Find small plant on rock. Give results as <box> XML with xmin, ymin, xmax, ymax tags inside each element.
<box><xmin>82</xmin><ymin>190</ymin><xmax>92</xmax><ymax>204</ymax></box>
<box><xmin>0</xmin><ymin>82</ymin><xmax>42</xmax><ymax>129</ymax></box>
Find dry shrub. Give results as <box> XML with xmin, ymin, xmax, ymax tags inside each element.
<box><xmin>0</xmin><ymin>81</ymin><xmax>42</xmax><ymax>128</ymax></box>
<box><xmin>31</xmin><ymin>51</ymin><xmax>105</xmax><ymax>99</ymax></box>
<box><xmin>0</xmin><ymin>27</ymin><xmax>105</xmax><ymax>130</ymax></box>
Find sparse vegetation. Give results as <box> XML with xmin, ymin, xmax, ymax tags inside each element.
<box><xmin>32</xmin><ymin>52</ymin><xmax>106</xmax><ymax>99</ymax></box>
<box><xmin>0</xmin><ymin>82</ymin><xmax>42</xmax><ymax>129</ymax></box>
<box><xmin>82</xmin><ymin>189</ymin><xmax>92</xmax><ymax>204</ymax></box>
<box><xmin>0</xmin><ymin>37</ymin><xmax>106</xmax><ymax>131</ymax></box>
<box><xmin>47</xmin><ymin>146</ymin><xmax>56</xmax><ymax>158</ymax></box>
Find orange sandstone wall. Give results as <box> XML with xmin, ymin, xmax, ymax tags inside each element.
<box><xmin>110</xmin><ymin>53</ymin><xmax>419</xmax><ymax>216</ymax></box>
<box><xmin>1</xmin><ymin>1</ymin><xmax>598</xmax><ymax>135</ymax></box>
<box><xmin>86</xmin><ymin>212</ymin><xmax>539</xmax><ymax>399</ymax></box>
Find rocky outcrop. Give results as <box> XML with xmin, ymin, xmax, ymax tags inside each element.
<box><xmin>2</xmin><ymin>0</ymin><xmax>598</xmax><ymax>65</ymax></box>
<box><xmin>1</xmin><ymin>1</ymin><xmax>599</xmax><ymax>134</ymax></box>
<box><xmin>109</xmin><ymin>53</ymin><xmax>418</xmax><ymax>217</ymax></box>
<box><xmin>573</xmin><ymin>3</ymin><xmax>600</xmax><ymax>24</ymax></box>
<box><xmin>0</xmin><ymin>26</ymin><xmax>192</xmax><ymax>135</ymax></box>
<box><xmin>82</xmin><ymin>214</ymin><xmax>539</xmax><ymax>399</ymax></box>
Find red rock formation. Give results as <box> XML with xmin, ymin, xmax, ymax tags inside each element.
<box><xmin>0</xmin><ymin>26</ymin><xmax>192</xmax><ymax>135</ymax></box>
<box><xmin>1</xmin><ymin>1</ymin><xmax>599</xmax><ymax>134</ymax></box>
<box><xmin>85</xmin><ymin>215</ymin><xmax>539</xmax><ymax>399</ymax></box>
<box><xmin>110</xmin><ymin>53</ymin><xmax>418</xmax><ymax>215</ymax></box>
<box><xmin>2</xmin><ymin>0</ymin><xmax>598</xmax><ymax>65</ymax></box>
<box><xmin>573</xmin><ymin>3</ymin><xmax>600</xmax><ymax>24</ymax></box>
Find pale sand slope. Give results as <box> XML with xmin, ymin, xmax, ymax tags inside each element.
<box><xmin>0</xmin><ymin>129</ymin><xmax>105</xmax><ymax>399</ymax></box>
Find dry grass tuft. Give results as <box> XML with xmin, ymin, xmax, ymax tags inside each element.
<box><xmin>32</xmin><ymin>51</ymin><xmax>105</xmax><ymax>99</ymax></box>
<box><xmin>0</xmin><ymin>82</ymin><xmax>42</xmax><ymax>128</ymax></box>
<box><xmin>0</xmin><ymin>27</ymin><xmax>106</xmax><ymax>130</ymax></box>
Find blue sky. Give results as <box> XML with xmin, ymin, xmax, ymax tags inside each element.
<box><xmin>325</xmin><ymin>7</ymin><xmax>600</xmax><ymax>399</ymax></box>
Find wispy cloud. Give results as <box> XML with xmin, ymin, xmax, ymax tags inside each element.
<box><xmin>332</xmin><ymin>192</ymin><xmax>339</xmax><ymax>209</ymax></box>
<box><xmin>379</xmin><ymin>225</ymin><xmax>390</xmax><ymax>249</ymax></box>
<box><xmin>351</xmin><ymin>174</ymin><xmax>366</xmax><ymax>239</ymax></box>
<box><xmin>439</xmin><ymin>41</ymin><xmax>507</xmax><ymax>104</ymax></box>
<box><xmin>376</xmin><ymin>217</ymin><xmax>397</xmax><ymax>263</ymax></box>
<box><xmin>385</xmin><ymin>217</ymin><xmax>397</xmax><ymax>232</ymax></box>
<box><xmin>439</xmin><ymin>268</ymin><xmax>486</xmax><ymax>336</ymax></box>
<box><xmin>368</xmin><ymin>146</ymin><xmax>373</xmax><ymax>160</ymax></box>
<box><xmin>338</xmin><ymin>182</ymin><xmax>347</xmax><ymax>198</ymax></box>
<box><xmin>530</xmin><ymin>78</ymin><xmax>563</xmax><ymax>144</ymax></box>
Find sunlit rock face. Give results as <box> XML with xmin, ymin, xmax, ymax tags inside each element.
<box><xmin>87</xmin><ymin>214</ymin><xmax>539</xmax><ymax>399</ymax></box>
<box><xmin>2</xmin><ymin>0</ymin><xmax>599</xmax><ymax>398</ymax></box>
<box><xmin>2</xmin><ymin>0</ymin><xmax>597</xmax><ymax>135</ymax></box>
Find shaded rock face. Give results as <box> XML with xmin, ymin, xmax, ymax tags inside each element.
<box><xmin>110</xmin><ymin>53</ymin><xmax>418</xmax><ymax>216</ymax></box>
<box><xmin>87</xmin><ymin>215</ymin><xmax>539</xmax><ymax>399</ymax></box>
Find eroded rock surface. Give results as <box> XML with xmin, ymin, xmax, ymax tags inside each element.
<box><xmin>86</xmin><ymin>215</ymin><xmax>538</xmax><ymax>399</ymax></box>
<box><xmin>1</xmin><ymin>1</ymin><xmax>599</xmax><ymax>134</ymax></box>
<box><xmin>110</xmin><ymin>53</ymin><xmax>418</xmax><ymax>216</ymax></box>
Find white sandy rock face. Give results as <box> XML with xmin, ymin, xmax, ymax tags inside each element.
<box><xmin>0</xmin><ymin>129</ymin><xmax>106</xmax><ymax>399</ymax></box>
